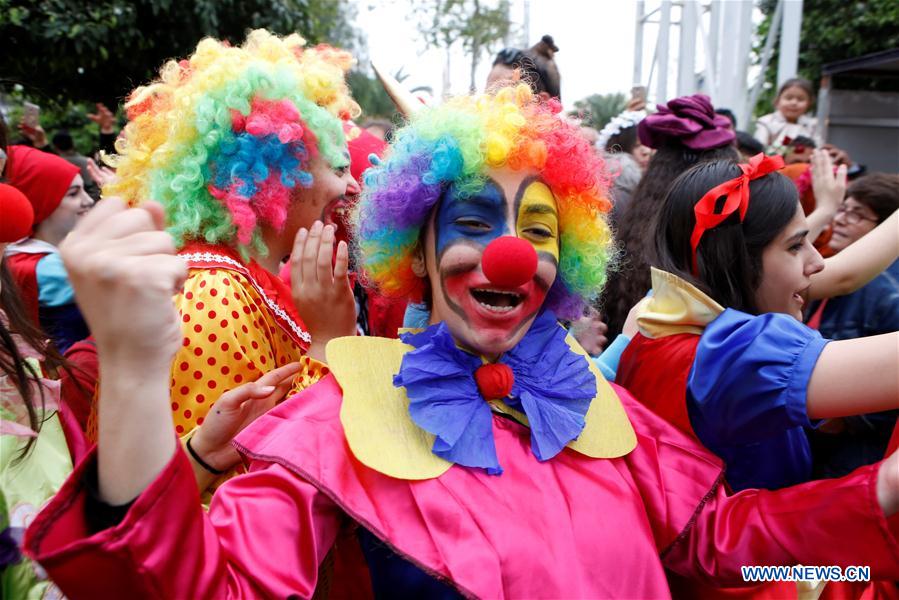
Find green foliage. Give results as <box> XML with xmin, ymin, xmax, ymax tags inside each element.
<box><xmin>0</xmin><ymin>0</ymin><xmax>362</xmax><ymax>109</ymax></box>
<box><xmin>415</xmin><ymin>0</ymin><xmax>513</xmax><ymax>91</ymax></box>
<box><xmin>569</xmin><ymin>92</ymin><xmax>628</xmax><ymax>132</ymax></box>
<box><xmin>753</xmin><ymin>0</ymin><xmax>899</xmax><ymax>117</ymax></box>
<box><xmin>5</xmin><ymin>92</ymin><xmax>119</xmax><ymax>155</ymax></box>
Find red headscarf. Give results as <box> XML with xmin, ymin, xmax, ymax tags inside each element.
<box><xmin>5</xmin><ymin>145</ymin><xmax>80</xmax><ymax>227</ymax></box>
<box><xmin>0</xmin><ymin>183</ymin><xmax>34</xmax><ymax>242</ymax></box>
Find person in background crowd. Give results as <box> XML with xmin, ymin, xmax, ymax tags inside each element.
<box><xmin>807</xmin><ymin>172</ymin><xmax>899</xmax><ymax>480</ymax></box>
<box><xmin>596</xmin><ymin>109</ymin><xmax>650</xmax><ymax>226</ymax></box>
<box><xmin>485</xmin><ymin>47</ymin><xmax>528</xmax><ymax>90</ymax></box>
<box><xmin>361</xmin><ymin>118</ymin><xmax>393</xmax><ymax>142</ymax></box>
<box><xmin>526</xmin><ymin>35</ymin><xmax>561</xmax><ymax>100</ymax></box>
<box><xmin>51</xmin><ymin>130</ymin><xmax>99</xmax><ymax>200</ymax></box>
<box><xmin>85</xmin><ymin>102</ymin><xmax>119</xmax><ymax>157</ymax></box>
<box><xmin>735</xmin><ymin>130</ymin><xmax>764</xmax><ymax>161</ymax></box>
<box><xmin>601</xmin><ymin>94</ymin><xmax>737</xmax><ymax>340</ymax></box>
<box><xmin>782</xmin><ymin>135</ymin><xmax>816</xmax><ymax>165</ymax></box>
<box><xmin>754</xmin><ymin>77</ymin><xmax>820</xmax><ymax>149</ymax></box>
<box><xmin>714</xmin><ymin>107</ymin><xmax>736</xmax><ymax>129</ymax></box>
<box><xmin>486</xmin><ymin>34</ymin><xmax>561</xmax><ymax>101</ymax></box>
<box><xmin>16</xmin><ymin>103</ymin><xmax>118</xmax><ymax>160</ymax></box>
<box><xmin>4</xmin><ymin>146</ymin><xmax>93</xmax><ymax>352</ymax></box>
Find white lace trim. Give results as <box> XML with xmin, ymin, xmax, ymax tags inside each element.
<box><xmin>179</xmin><ymin>252</ymin><xmax>312</xmax><ymax>344</ymax></box>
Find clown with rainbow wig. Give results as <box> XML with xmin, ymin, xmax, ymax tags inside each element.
<box><xmin>23</xmin><ymin>41</ymin><xmax>899</xmax><ymax>598</ymax></box>
<box><xmin>95</xmin><ymin>31</ymin><xmax>362</xmax><ymax>484</ymax></box>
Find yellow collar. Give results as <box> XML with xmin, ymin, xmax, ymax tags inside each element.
<box><xmin>325</xmin><ymin>330</ymin><xmax>637</xmax><ymax>480</ymax></box>
<box><xmin>635</xmin><ymin>268</ymin><xmax>725</xmax><ymax>339</ymax></box>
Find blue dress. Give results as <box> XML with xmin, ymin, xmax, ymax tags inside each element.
<box><xmin>686</xmin><ymin>309</ymin><xmax>829</xmax><ymax>491</ymax></box>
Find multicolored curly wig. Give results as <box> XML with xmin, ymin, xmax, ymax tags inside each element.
<box><xmin>105</xmin><ymin>29</ymin><xmax>360</xmax><ymax>255</ymax></box>
<box><xmin>353</xmin><ymin>84</ymin><xmax>614</xmax><ymax>319</ymax></box>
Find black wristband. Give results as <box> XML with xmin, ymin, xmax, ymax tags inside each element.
<box><xmin>186</xmin><ymin>436</ymin><xmax>225</xmax><ymax>475</ymax></box>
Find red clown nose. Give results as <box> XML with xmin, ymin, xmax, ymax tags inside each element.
<box><xmin>481</xmin><ymin>236</ymin><xmax>538</xmax><ymax>288</ymax></box>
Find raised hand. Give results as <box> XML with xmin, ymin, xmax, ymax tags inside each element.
<box><xmin>571</xmin><ymin>309</ymin><xmax>608</xmax><ymax>356</ymax></box>
<box><xmin>60</xmin><ymin>198</ymin><xmax>186</xmax><ymax>368</ymax></box>
<box><xmin>189</xmin><ymin>362</ymin><xmax>301</xmax><ymax>484</ymax></box>
<box><xmin>87</xmin><ymin>102</ymin><xmax>117</xmax><ymax>134</ymax></box>
<box><xmin>18</xmin><ymin>122</ymin><xmax>47</xmax><ymax>148</ymax></box>
<box><xmin>821</xmin><ymin>143</ymin><xmax>851</xmax><ymax>167</ymax></box>
<box><xmin>86</xmin><ymin>157</ymin><xmax>117</xmax><ymax>189</ymax></box>
<box><xmin>810</xmin><ymin>149</ymin><xmax>847</xmax><ymax>215</ymax></box>
<box><xmin>290</xmin><ymin>220</ymin><xmax>357</xmax><ymax>361</ymax></box>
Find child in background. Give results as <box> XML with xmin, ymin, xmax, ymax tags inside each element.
<box><xmin>754</xmin><ymin>78</ymin><xmax>820</xmax><ymax>149</ymax></box>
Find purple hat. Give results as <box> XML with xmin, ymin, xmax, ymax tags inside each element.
<box><xmin>638</xmin><ymin>94</ymin><xmax>735</xmax><ymax>150</ymax></box>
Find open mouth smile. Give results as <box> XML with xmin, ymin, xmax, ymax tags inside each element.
<box><xmin>470</xmin><ymin>288</ymin><xmax>524</xmax><ymax>313</ymax></box>
<box><xmin>323</xmin><ymin>198</ymin><xmax>347</xmax><ymax>226</ymax></box>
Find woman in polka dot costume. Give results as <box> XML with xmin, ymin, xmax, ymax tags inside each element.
<box><xmin>170</xmin><ymin>252</ymin><xmax>335</xmax><ymax>438</ymax></box>
<box><xmin>96</xmin><ymin>31</ymin><xmax>361</xmax><ymax>485</ymax></box>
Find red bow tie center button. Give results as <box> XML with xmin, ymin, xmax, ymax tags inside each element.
<box><xmin>474</xmin><ymin>363</ymin><xmax>514</xmax><ymax>400</ymax></box>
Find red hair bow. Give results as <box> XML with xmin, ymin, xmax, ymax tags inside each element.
<box><xmin>690</xmin><ymin>153</ymin><xmax>785</xmax><ymax>274</ymax></box>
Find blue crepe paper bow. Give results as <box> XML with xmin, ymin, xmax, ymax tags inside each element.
<box><xmin>393</xmin><ymin>310</ymin><xmax>596</xmax><ymax>475</ymax></box>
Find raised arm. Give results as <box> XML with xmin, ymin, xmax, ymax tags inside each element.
<box><xmin>810</xmin><ymin>209</ymin><xmax>899</xmax><ymax>300</ymax></box>
<box><xmin>58</xmin><ymin>198</ymin><xmax>184</xmax><ymax>503</ymax></box>
<box><xmin>806</xmin><ymin>332</ymin><xmax>899</xmax><ymax>419</ymax></box>
<box><xmin>26</xmin><ymin>199</ymin><xmax>341</xmax><ymax>598</ymax></box>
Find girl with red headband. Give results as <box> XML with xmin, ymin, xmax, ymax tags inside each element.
<box><xmin>616</xmin><ymin>153</ymin><xmax>898</xmax><ymax>598</ymax></box>
<box><xmin>4</xmin><ymin>146</ymin><xmax>94</xmax><ymax>352</ymax></box>
<box><xmin>617</xmin><ymin>153</ymin><xmax>898</xmax><ymax>492</ymax></box>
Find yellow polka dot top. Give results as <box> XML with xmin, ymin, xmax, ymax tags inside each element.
<box><xmin>171</xmin><ymin>246</ymin><xmax>327</xmax><ymax>437</ymax></box>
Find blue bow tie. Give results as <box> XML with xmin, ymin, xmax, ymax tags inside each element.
<box><xmin>393</xmin><ymin>310</ymin><xmax>597</xmax><ymax>475</ymax></box>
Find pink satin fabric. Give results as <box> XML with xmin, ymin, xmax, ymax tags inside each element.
<box><xmin>26</xmin><ymin>375</ymin><xmax>899</xmax><ymax>599</ymax></box>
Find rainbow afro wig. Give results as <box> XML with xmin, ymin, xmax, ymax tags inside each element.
<box><xmin>106</xmin><ymin>29</ymin><xmax>359</xmax><ymax>255</ymax></box>
<box><xmin>353</xmin><ymin>84</ymin><xmax>614</xmax><ymax>319</ymax></box>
